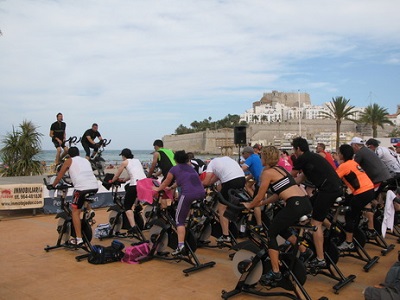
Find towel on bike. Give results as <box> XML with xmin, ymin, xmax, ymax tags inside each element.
<box><xmin>136</xmin><ymin>178</ymin><xmax>173</xmax><ymax>204</ymax></box>
<box><xmin>382</xmin><ymin>190</ymin><xmax>396</xmax><ymax>237</ymax></box>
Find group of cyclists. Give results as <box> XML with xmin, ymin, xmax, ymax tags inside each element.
<box><xmin>50</xmin><ymin>115</ymin><xmax>400</xmax><ymax>297</ymax></box>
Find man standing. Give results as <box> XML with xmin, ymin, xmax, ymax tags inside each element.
<box><xmin>291</xmin><ymin>137</ymin><xmax>343</xmax><ymax>268</ymax></box>
<box><xmin>49</xmin><ymin>112</ymin><xmax>68</xmax><ymax>166</ymax></box>
<box><xmin>81</xmin><ymin>123</ymin><xmax>103</xmax><ymax>160</ymax></box>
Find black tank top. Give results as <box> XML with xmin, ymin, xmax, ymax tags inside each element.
<box><xmin>269</xmin><ymin>166</ymin><xmax>297</xmax><ymax>194</ymax></box>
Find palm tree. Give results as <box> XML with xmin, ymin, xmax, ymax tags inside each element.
<box><xmin>321</xmin><ymin>96</ymin><xmax>356</xmax><ymax>151</ymax></box>
<box><xmin>358</xmin><ymin>103</ymin><xmax>394</xmax><ymax>138</ymax></box>
<box><xmin>0</xmin><ymin>120</ymin><xmax>43</xmax><ymax>176</ymax></box>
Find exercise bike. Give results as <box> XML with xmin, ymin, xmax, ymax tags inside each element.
<box><xmin>99</xmin><ymin>174</ymin><xmax>146</xmax><ymax>243</ymax></box>
<box><xmin>43</xmin><ymin>178</ymin><xmax>97</xmax><ymax>262</ymax></box>
<box><xmin>359</xmin><ymin>205</ymin><xmax>395</xmax><ymax>256</ymax></box>
<box><xmin>293</xmin><ymin>197</ymin><xmax>357</xmax><ymax>294</ymax></box>
<box><xmin>90</xmin><ymin>138</ymin><xmax>111</xmax><ymax>181</ymax></box>
<box><xmin>329</xmin><ymin>198</ymin><xmax>380</xmax><ymax>272</ymax></box>
<box><xmin>187</xmin><ymin>185</ymin><xmax>239</xmax><ymax>250</ymax></box>
<box><xmin>220</xmin><ymin>188</ymin><xmax>316</xmax><ymax>300</ymax></box>
<box><xmin>138</xmin><ymin>182</ymin><xmax>216</xmax><ymax>275</ymax></box>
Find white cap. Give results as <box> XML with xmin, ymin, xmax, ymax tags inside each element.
<box><xmin>350</xmin><ymin>137</ymin><xmax>365</xmax><ymax>145</ymax></box>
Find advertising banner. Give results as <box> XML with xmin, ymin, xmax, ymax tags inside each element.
<box><xmin>0</xmin><ymin>184</ymin><xmax>44</xmax><ymax>210</ymax></box>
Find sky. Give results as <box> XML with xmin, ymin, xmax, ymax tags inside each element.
<box><xmin>1</xmin><ymin>0</ymin><xmax>399</xmax><ymax>150</ymax></box>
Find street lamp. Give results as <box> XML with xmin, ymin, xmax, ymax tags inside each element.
<box><xmin>298</xmin><ymin>90</ymin><xmax>301</xmax><ymax>136</ymax></box>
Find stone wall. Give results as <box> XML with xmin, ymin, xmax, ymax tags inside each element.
<box><xmin>163</xmin><ymin>119</ymin><xmax>394</xmax><ymax>154</ymax></box>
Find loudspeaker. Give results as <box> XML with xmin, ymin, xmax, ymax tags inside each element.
<box><xmin>234</xmin><ymin>126</ymin><xmax>247</xmax><ymax>145</ymax></box>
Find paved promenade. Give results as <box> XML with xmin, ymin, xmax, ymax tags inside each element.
<box><xmin>0</xmin><ymin>204</ymin><xmax>398</xmax><ymax>300</ymax></box>
<box><xmin>0</xmin><ymin>173</ymin><xmax>398</xmax><ymax>299</ymax></box>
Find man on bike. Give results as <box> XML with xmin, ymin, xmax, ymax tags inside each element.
<box><xmin>81</xmin><ymin>123</ymin><xmax>103</xmax><ymax>160</ymax></box>
<box><xmin>52</xmin><ymin>147</ymin><xmax>98</xmax><ymax>245</ymax></box>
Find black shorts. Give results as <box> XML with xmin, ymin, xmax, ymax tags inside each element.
<box><xmin>220</xmin><ymin>177</ymin><xmax>246</xmax><ymax>202</ymax></box>
<box><xmin>311</xmin><ymin>189</ymin><xmax>342</xmax><ymax>222</ymax></box>
<box><xmin>52</xmin><ymin>139</ymin><xmax>66</xmax><ymax>148</ymax></box>
<box><xmin>71</xmin><ymin>189</ymin><xmax>98</xmax><ymax>209</ymax></box>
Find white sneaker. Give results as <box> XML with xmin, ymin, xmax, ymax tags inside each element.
<box><xmin>69</xmin><ymin>237</ymin><xmax>84</xmax><ymax>246</ymax></box>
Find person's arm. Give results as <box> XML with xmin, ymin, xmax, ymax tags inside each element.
<box><xmin>154</xmin><ymin>172</ymin><xmax>174</xmax><ymax>192</ymax></box>
<box><xmin>111</xmin><ymin>160</ymin><xmax>128</xmax><ymax>182</ymax></box>
<box><xmin>244</xmin><ymin>169</ymin><xmax>272</xmax><ymax>208</ymax></box>
<box><xmin>201</xmin><ymin>172</ymin><xmax>218</xmax><ymax>187</ymax></box>
<box><xmin>147</xmin><ymin>152</ymin><xmax>159</xmax><ymax>178</ymax></box>
<box><xmin>52</xmin><ymin>158</ymin><xmax>72</xmax><ymax>187</ymax></box>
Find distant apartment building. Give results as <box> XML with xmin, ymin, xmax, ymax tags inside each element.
<box><xmin>240</xmin><ymin>90</ymin><xmax>365</xmax><ymax>124</ymax></box>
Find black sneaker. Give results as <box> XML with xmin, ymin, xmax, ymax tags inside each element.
<box><xmin>365</xmin><ymin>230</ymin><xmax>377</xmax><ymax>239</ymax></box>
<box><xmin>308</xmin><ymin>258</ymin><xmax>326</xmax><ymax>268</ymax></box>
<box><xmin>299</xmin><ymin>248</ymin><xmax>314</xmax><ymax>263</ymax></box>
<box><xmin>260</xmin><ymin>270</ymin><xmax>282</xmax><ymax>284</ymax></box>
<box><xmin>127</xmin><ymin>226</ymin><xmax>140</xmax><ymax>235</ymax></box>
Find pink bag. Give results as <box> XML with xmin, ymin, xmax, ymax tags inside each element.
<box><xmin>121</xmin><ymin>242</ymin><xmax>150</xmax><ymax>264</ymax></box>
<box><xmin>136</xmin><ymin>178</ymin><xmax>174</xmax><ymax>204</ymax></box>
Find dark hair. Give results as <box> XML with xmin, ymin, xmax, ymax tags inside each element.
<box><xmin>339</xmin><ymin>144</ymin><xmax>354</xmax><ymax>161</ymax></box>
<box><xmin>186</xmin><ymin>152</ymin><xmax>195</xmax><ymax>160</ymax></box>
<box><xmin>92</xmin><ymin>123</ymin><xmax>98</xmax><ymax>127</ymax></box>
<box><xmin>153</xmin><ymin>139</ymin><xmax>163</xmax><ymax>147</ymax></box>
<box><xmin>56</xmin><ymin>112</ymin><xmax>62</xmax><ymax>117</ymax></box>
<box><xmin>282</xmin><ymin>150</ymin><xmax>289</xmax><ymax>156</ymax></box>
<box><xmin>292</xmin><ymin>137</ymin><xmax>309</xmax><ymax>152</ymax></box>
<box><xmin>174</xmin><ymin>150</ymin><xmax>189</xmax><ymax>164</ymax></box>
<box><xmin>365</xmin><ymin>138</ymin><xmax>379</xmax><ymax>147</ymax></box>
<box><xmin>68</xmin><ymin>146</ymin><xmax>80</xmax><ymax>157</ymax></box>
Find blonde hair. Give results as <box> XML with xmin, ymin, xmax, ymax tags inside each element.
<box><xmin>261</xmin><ymin>146</ymin><xmax>280</xmax><ymax>167</ymax></box>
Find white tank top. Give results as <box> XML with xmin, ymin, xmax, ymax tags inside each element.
<box><xmin>69</xmin><ymin>156</ymin><xmax>98</xmax><ymax>190</ymax></box>
<box><xmin>126</xmin><ymin>158</ymin><xmax>146</xmax><ymax>186</ymax></box>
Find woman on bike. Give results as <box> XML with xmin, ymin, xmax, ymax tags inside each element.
<box><xmin>244</xmin><ymin>146</ymin><xmax>312</xmax><ymax>282</ymax></box>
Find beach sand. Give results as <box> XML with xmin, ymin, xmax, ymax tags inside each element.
<box><xmin>0</xmin><ymin>175</ymin><xmax>398</xmax><ymax>299</ymax></box>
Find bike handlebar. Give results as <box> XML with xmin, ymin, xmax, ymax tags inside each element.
<box><xmin>43</xmin><ymin>178</ymin><xmax>73</xmax><ymax>191</ymax></box>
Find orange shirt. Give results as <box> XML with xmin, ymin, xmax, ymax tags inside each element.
<box><xmin>336</xmin><ymin>159</ymin><xmax>373</xmax><ymax>195</ymax></box>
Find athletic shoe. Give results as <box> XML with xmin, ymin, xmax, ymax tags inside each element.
<box><xmin>365</xmin><ymin>230</ymin><xmax>377</xmax><ymax>239</ymax></box>
<box><xmin>127</xmin><ymin>226</ymin><xmax>140</xmax><ymax>235</ymax></box>
<box><xmin>260</xmin><ymin>270</ymin><xmax>282</xmax><ymax>283</ymax></box>
<box><xmin>86</xmin><ymin>209</ymin><xmax>95</xmax><ymax>220</ymax></box>
<box><xmin>69</xmin><ymin>237</ymin><xmax>84</xmax><ymax>246</ymax></box>
<box><xmin>172</xmin><ymin>246</ymin><xmax>186</xmax><ymax>256</ymax></box>
<box><xmin>216</xmin><ymin>235</ymin><xmax>231</xmax><ymax>243</ymax></box>
<box><xmin>337</xmin><ymin>241</ymin><xmax>355</xmax><ymax>251</ymax></box>
<box><xmin>299</xmin><ymin>248</ymin><xmax>314</xmax><ymax>263</ymax></box>
<box><xmin>308</xmin><ymin>258</ymin><xmax>326</xmax><ymax>268</ymax></box>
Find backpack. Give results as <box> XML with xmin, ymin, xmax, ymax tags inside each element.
<box><xmin>88</xmin><ymin>240</ymin><xmax>125</xmax><ymax>265</ymax></box>
<box><xmin>121</xmin><ymin>242</ymin><xmax>150</xmax><ymax>264</ymax></box>
<box><xmin>94</xmin><ymin>223</ymin><xmax>112</xmax><ymax>239</ymax></box>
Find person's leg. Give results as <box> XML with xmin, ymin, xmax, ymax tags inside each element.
<box><xmin>55</xmin><ymin>146</ymin><xmax>62</xmax><ymax>165</ymax></box>
<box><xmin>124</xmin><ymin>185</ymin><xmax>136</xmax><ymax>228</ymax></box>
<box><xmin>61</xmin><ymin>145</ymin><xmax>69</xmax><ymax>160</ymax></box>
<box><xmin>218</xmin><ymin>203</ymin><xmax>229</xmax><ymax>235</ymax></box>
<box><xmin>82</xmin><ymin>142</ymin><xmax>91</xmax><ymax>160</ymax></box>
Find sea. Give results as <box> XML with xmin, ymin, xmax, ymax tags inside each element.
<box><xmin>34</xmin><ymin>150</ymin><xmax>218</xmax><ymax>167</ymax></box>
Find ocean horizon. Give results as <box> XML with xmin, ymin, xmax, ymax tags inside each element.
<box><xmin>33</xmin><ymin>149</ymin><xmax>219</xmax><ymax>167</ymax></box>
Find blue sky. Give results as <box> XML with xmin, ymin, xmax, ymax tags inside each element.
<box><xmin>1</xmin><ymin>0</ymin><xmax>399</xmax><ymax>150</ymax></box>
